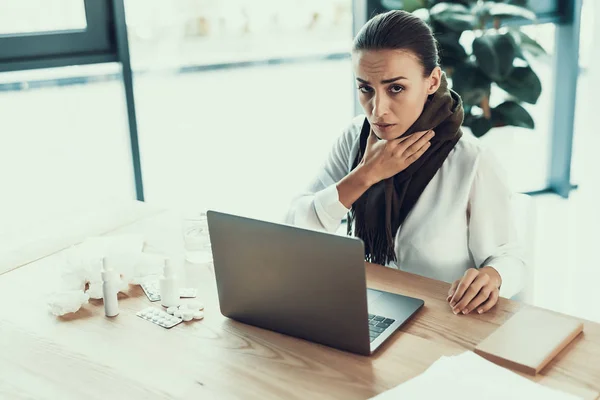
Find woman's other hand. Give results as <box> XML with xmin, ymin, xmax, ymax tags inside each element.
<box><xmin>447</xmin><ymin>267</ymin><xmax>502</xmax><ymax>315</ymax></box>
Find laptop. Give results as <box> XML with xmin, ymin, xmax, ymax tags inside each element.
<box><xmin>206</xmin><ymin>210</ymin><xmax>424</xmax><ymax>356</ymax></box>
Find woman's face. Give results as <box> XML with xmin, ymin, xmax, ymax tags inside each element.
<box><xmin>352</xmin><ymin>49</ymin><xmax>441</xmax><ymax>140</ymax></box>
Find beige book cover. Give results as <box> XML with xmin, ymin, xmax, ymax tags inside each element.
<box><xmin>474</xmin><ymin>308</ymin><xmax>584</xmax><ymax>375</ymax></box>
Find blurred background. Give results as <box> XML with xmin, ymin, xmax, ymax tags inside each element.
<box><xmin>1</xmin><ymin>0</ymin><xmax>599</xmax><ymax>322</ymax></box>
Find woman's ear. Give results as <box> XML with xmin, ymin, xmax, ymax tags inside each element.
<box><xmin>426</xmin><ymin>66</ymin><xmax>442</xmax><ymax>95</ymax></box>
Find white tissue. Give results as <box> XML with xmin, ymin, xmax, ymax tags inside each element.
<box><xmin>58</xmin><ymin>235</ymin><xmax>151</xmax><ymax>299</ymax></box>
<box><xmin>86</xmin><ymin>281</ymin><xmax>104</xmax><ymax>299</ymax></box>
<box><xmin>59</xmin><ymin>247</ymin><xmax>101</xmax><ymax>291</ymax></box>
<box><xmin>103</xmin><ymin>251</ymin><xmax>140</xmax><ymax>285</ymax></box>
<box><xmin>86</xmin><ymin>266</ymin><xmax>129</xmax><ymax>299</ymax></box>
<box><xmin>47</xmin><ymin>290</ymin><xmax>90</xmax><ymax>316</ymax></box>
<box><xmin>129</xmin><ymin>253</ymin><xmax>165</xmax><ymax>284</ymax></box>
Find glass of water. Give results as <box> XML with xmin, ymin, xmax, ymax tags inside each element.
<box><xmin>182</xmin><ymin>212</ymin><xmax>212</xmax><ymax>264</ymax></box>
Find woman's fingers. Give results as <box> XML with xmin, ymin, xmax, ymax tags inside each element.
<box><xmin>405</xmin><ymin>130</ymin><xmax>434</xmax><ymax>156</ymax></box>
<box><xmin>399</xmin><ymin>130</ymin><xmax>434</xmax><ymax>166</ymax></box>
<box><xmin>366</xmin><ymin>129</ymin><xmax>379</xmax><ymax>151</ymax></box>
<box><xmin>405</xmin><ymin>142</ymin><xmax>431</xmax><ymax>164</ymax></box>
<box><xmin>476</xmin><ymin>289</ymin><xmax>499</xmax><ymax>314</ymax></box>
<box><xmin>449</xmin><ymin>268</ymin><xmax>478</xmax><ymax>306</ymax></box>
<box><xmin>452</xmin><ymin>273</ymin><xmax>490</xmax><ymax>314</ymax></box>
<box><xmin>395</xmin><ymin>129</ymin><xmax>427</xmax><ymax>143</ymax></box>
<box><xmin>447</xmin><ymin>281</ymin><xmax>459</xmax><ymax>302</ymax></box>
<box><xmin>395</xmin><ymin>129</ymin><xmax>432</xmax><ymax>149</ymax></box>
<box><xmin>461</xmin><ymin>289</ymin><xmax>492</xmax><ymax>315</ymax></box>
<box><xmin>448</xmin><ymin>269</ymin><xmax>501</xmax><ymax>315</ymax></box>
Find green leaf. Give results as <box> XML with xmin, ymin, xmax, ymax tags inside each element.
<box><xmin>427</xmin><ymin>0</ymin><xmax>473</xmax><ymax>8</ymax></box>
<box><xmin>507</xmin><ymin>0</ymin><xmax>528</xmax><ymax>6</ymax></box>
<box><xmin>381</xmin><ymin>0</ymin><xmax>404</xmax><ymax>10</ymax></box>
<box><xmin>487</xmin><ymin>3</ymin><xmax>536</xmax><ymax>20</ymax></box>
<box><xmin>516</xmin><ymin>30</ymin><xmax>547</xmax><ymax>57</ymax></box>
<box><xmin>491</xmin><ymin>101</ymin><xmax>535</xmax><ymax>129</ymax></box>
<box><xmin>451</xmin><ymin>61</ymin><xmax>492</xmax><ymax>106</ymax></box>
<box><xmin>466</xmin><ymin>115</ymin><xmax>493</xmax><ymax>137</ymax></box>
<box><xmin>429</xmin><ymin>2</ymin><xmax>476</xmax><ymax>32</ymax></box>
<box><xmin>430</xmin><ymin>19</ymin><xmax>451</xmax><ymax>34</ymax></box>
<box><xmin>434</xmin><ymin>14</ymin><xmax>477</xmax><ymax>32</ymax></box>
<box><xmin>496</xmin><ymin>66</ymin><xmax>542</xmax><ymax>104</ymax></box>
<box><xmin>412</xmin><ymin>8</ymin><xmax>431</xmax><ymax>24</ymax></box>
<box><xmin>406</xmin><ymin>0</ymin><xmax>428</xmax><ymax>12</ymax></box>
<box><xmin>430</xmin><ymin>2</ymin><xmax>469</xmax><ymax>13</ymax></box>
<box><xmin>472</xmin><ymin>32</ymin><xmax>518</xmax><ymax>81</ymax></box>
<box><xmin>472</xmin><ymin>2</ymin><xmax>535</xmax><ymax>23</ymax></box>
<box><xmin>471</xmin><ymin>1</ymin><xmax>492</xmax><ymax>20</ymax></box>
<box><xmin>436</xmin><ymin>32</ymin><xmax>468</xmax><ymax>67</ymax></box>
<box><xmin>382</xmin><ymin>0</ymin><xmax>426</xmax><ymax>12</ymax></box>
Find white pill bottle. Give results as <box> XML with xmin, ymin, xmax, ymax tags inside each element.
<box><xmin>160</xmin><ymin>259</ymin><xmax>180</xmax><ymax>308</ymax></box>
<box><xmin>101</xmin><ymin>257</ymin><xmax>120</xmax><ymax>317</ymax></box>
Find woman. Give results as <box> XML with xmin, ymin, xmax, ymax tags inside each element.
<box><xmin>285</xmin><ymin>10</ymin><xmax>526</xmax><ymax>315</ymax></box>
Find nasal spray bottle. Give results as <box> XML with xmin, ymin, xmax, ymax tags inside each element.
<box><xmin>101</xmin><ymin>257</ymin><xmax>120</xmax><ymax>317</ymax></box>
<box><xmin>160</xmin><ymin>258</ymin><xmax>180</xmax><ymax>308</ymax></box>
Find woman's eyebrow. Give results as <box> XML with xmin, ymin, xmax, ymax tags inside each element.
<box><xmin>356</xmin><ymin>76</ymin><xmax>408</xmax><ymax>84</ymax></box>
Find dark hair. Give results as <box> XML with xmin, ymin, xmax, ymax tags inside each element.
<box><xmin>353</xmin><ymin>10</ymin><xmax>439</xmax><ymax>76</ymax></box>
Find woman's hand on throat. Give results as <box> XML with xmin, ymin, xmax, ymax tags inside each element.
<box><xmin>360</xmin><ymin>129</ymin><xmax>435</xmax><ymax>185</ymax></box>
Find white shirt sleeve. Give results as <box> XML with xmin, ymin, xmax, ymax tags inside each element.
<box><xmin>468</xmin><ymin>147</ymin><xmax>527</xmax><ymax>299</ymax></box>
<box><xmin>285</xmin><ymin>120</ymin><xmax>361</xmax><ymax>233</ymax></box>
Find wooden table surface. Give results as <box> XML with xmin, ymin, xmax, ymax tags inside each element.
<box><xmin>1</xmin><ymin>209</ymin><xmax>599</xmax><ymax>400</ymax></box>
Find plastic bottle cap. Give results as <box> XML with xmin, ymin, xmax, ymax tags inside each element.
<box><xmin>101</xmin><ymin>268</ymin><xmax>119</xmax><ymax>282</ymax></box>
<box><xmin>102</xmin><ymin>256</ymin><xmax>115</xmax><ymax>271</ymax></box>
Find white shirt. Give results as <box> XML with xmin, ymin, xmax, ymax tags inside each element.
<box><xmin>285</xmin><ymin>115</ymin><xmax>526</xmax><ymax>299</ymax></box>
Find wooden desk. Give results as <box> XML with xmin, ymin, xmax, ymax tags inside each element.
<box><xmin>0</xmin><ymin>210</ymin><xmax>599</xmax><ymax>399</ymax></box>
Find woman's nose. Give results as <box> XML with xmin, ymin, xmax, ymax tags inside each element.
<box><xmin>372</xmin><ymin>93</ymin><xmax>390</xmax><ymax>118</ymax></box>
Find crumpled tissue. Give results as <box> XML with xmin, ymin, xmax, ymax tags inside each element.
<box><xmin>47</xmin><ymin>290</ymin><xmax>90</xmax><ymax>316</ymax></box>
<box><xmin>49</xmin><ymin>234</ymin><xmax>168</xmax><ymax>315</ymax></box>
<box><xmin>57</xmin><ymin>235</ymin><xmax>143</xmax><ymax>295</ymax></box>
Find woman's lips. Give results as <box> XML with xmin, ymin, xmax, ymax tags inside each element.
<box><xmin>373</xmin><ymin>123</ymin><xmax>396</xmax><ymax>133</ymax></box>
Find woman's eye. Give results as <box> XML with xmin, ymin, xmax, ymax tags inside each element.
<box><xmin>358</xmin><ymin>86</ymin><xmax>372</xmax><ymax>94</ymax></box>
<box><xmin>390</xmin><ymin>85</ymin><xmax>404</xmax><ymax>94</ymax></box>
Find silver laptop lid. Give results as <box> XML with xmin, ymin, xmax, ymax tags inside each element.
<box><xmin>207</xmin><ymin>210</ymin><xmax>372</xmax><ymax>355</ymax></box>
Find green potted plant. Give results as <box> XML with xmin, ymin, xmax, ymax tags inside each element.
<box><xmin>398</xmin><ymin>0</ymin><xmax>547</xmax><ymax>137</ymax></box>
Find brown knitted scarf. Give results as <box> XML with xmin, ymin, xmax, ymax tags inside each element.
<box><xmin>348</xmin><ymin>74</ymin><xmax>464</xmax><ymax>265</ymax></box>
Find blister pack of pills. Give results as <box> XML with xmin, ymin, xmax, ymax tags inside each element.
<box><xmin>136</xmin><ymin>306</ymin><xmax>183</xmax><ymax>329</ymax></box>
<box><xmin>166</xmin><ymin>302</ymin><xmax>204</xmax><ymax>322</ymax></box>
<box><xmin>140</xmin><ymin>280</ymin><xmax>197</xmax><ymax>302</ymax></box>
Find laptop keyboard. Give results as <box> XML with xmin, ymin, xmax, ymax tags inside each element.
<box><xmin>368</xmin><ymin>314</ymin><xmax>396</xmax><ymax>342</ymax></box>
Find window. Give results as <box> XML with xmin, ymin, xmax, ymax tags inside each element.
<box><xmin>0</xmin><ymin>0</ymin><xmax>116</xmax><ymax>72</ymax></box>
<box><xmin>0</xmin><ymin>0</ymin><xmax>87</xmax><ymax>35</ymax></box>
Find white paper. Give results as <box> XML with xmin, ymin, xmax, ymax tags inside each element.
<box><xmin>371</xmin><ymin>351</ymin><xmax>581</xmax><ymax>400</ymax></box>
